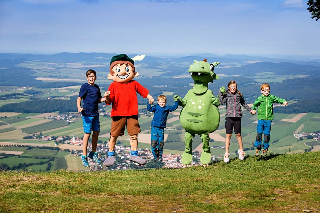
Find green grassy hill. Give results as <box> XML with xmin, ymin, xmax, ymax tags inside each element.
<box><xmin>0</xmin><ymin>151</ymin><xmax>319</xmax><ymax>212</ymax></box>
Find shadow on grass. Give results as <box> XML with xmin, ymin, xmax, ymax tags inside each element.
<box><xmin>217</xmin><ymin>153</ymin><xmax>284</xmax><ymax>164</ymax></box>
<box><xmin>144</xmin><ymin>159</ymin><xmax>166</xmax><ymax>169</ymax></box>
<box><xmin>255</xmin><ymin>153</ymin><xmax>283</xmax><ymax>161</ymax></box>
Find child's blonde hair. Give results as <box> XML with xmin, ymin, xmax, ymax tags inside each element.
<box><xmin>261</xmin><ymin>83</ymin><xmax>270</xmax><ymax>90</ymax></box>
<box><xmin>158</xmin><ymin>95</ymin><xmax>167</xmax><ymax>102</ymax></box>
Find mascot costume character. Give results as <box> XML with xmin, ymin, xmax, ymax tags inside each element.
<box><xmin>174</xmin><ymin>59</ymin><xmax>220</xmax><ymax>165</ymax></box>
<box><xmin>103</xmin><ymin>54</ymin><xmax>154</xmax><ymax>166</ymax></box>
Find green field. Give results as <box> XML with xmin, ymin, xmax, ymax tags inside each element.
<box><xmin>0</xmin><ymin>108</ymin><xmax>319</xmax><ymax>171</ymax></box>
<box><xmin>0</xmin><ymin>146</ymin><xmax>70</xmax><ymax>172</ymax></box>
<box><xmin>0</xmin><ymin>155</ymin><xmax>48</xmax><ymax>167</ymax></box>
<box><xmin>21</xmin><ymin>120</ymin><xmax>68</xmax><ymax>134</ymax></box>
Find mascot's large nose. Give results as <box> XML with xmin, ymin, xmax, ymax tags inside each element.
<box><xmin>120</xmin><ymin>68</ymin><xmax>127</xmax><ymax>76</ymax></box>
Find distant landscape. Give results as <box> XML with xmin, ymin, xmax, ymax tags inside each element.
<box><xmin>0</xmin><ymin>52</ymin><xmax>319</xmax><ymax>172</ymax></box>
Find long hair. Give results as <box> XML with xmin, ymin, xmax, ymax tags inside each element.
<box><xmin>227</xmin><ymin>80</ymin><xmax>243</xmax><ymax>97</ymax></box>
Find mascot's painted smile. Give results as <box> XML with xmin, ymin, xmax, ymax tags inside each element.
<box><xmin>117</xmin><ymin>73</ymin><xmax>130</xmax><ymax>80</ymax></box>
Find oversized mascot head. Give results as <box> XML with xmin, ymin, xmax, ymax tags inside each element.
<box><xmin>108</xmin><ymin>54</ymin><xmax>145</xmax><ymax>83</ymax></box>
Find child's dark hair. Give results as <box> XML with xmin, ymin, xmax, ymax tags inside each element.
<box><xmin>228</xmin><ymin>80</ymin><xmax>243</xmax><ymax>97</ymax></box>
<box><xmin>86</xmin><ymin>69</ymin><xmax>96</xmax><ymax>77</ymax></box>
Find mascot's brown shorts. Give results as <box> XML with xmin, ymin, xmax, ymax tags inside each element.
<box><xmin>110</xmin><ymin>115</ymin><xmax>140</xmax><ymax>137</ymax></box>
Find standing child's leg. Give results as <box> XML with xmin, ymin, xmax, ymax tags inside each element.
<box><xmin>224</xmin><ymin>134</ymin><xmax>232</xmax><ymax>163</ymax></box>
<box><xmin>82</xmin><ymin>133</ymin><xmax>90</xmax><ymax>156</ymax></box>
<box><xmin>236</xmin><ymin>133</ymin><xmax>243</xmax><ymax>150</ymax></box>
<box><xmin>255</xmin><ymin>120</ymin><xmax>264</xmax><ymax>155</ymax></box>
<box><xmin>151</xmin><ymin>126</ymin><xmax>159</xmax><ymax>160</ymax></box>
<box><xmin>81</xmin><ymin>133</ymin><xmax>90</xmax><ymax>167</ymax></box>
<box><xmin>157</xmin><ymin>128</ymin><xmax>165</xmax><ymax>160</ymax></box>
<box><xmin>88</xmin><ymin>131</ymin><xmax>101</xmax><ymax>163</ymax></box>
<box><xmin>262</xmin><ymin>120</ymin><xmax>272</xmax><ymax>153</ymax></box>
<box><xmin>88</xmin><ymin>116</ymin><xmax>101</xmax><ymax>163</ymax></box>
<box><xmin>224</xmin><ymin>117</ymin><xmax>233</xmax><ymax>163</ymax></box>
<box><xmin>234</xmin><ymin>118</ymin><xmax>245</xmax><ymax>160</ymax></box>
<box><xmin>236</xmin><ymin>133</ymin><xmax>245</xmax><ymax>160</ymax></box>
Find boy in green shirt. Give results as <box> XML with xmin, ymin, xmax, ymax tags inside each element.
<box><xmin>252</xmin><ymin>83</ymin><xmax>288</xmax><ymax>155</ymax></box>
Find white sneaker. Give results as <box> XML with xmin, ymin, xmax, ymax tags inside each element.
<box><xmin>238</xmin><ymin>150</ymin><xmax>245</xmax><ymax>160</ymax></box>
<box><xmin>224</xmin><ymin>153</ymin><xmax>230</xmax><ymax>163</ymax></box>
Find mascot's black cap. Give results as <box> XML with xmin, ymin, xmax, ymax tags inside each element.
<box><xmin>110</xmin><ymin>54</ymin><xmax>134</xmax><ymax>65</ymax></box>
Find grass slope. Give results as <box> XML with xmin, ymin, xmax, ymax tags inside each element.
<box><xmin>0</xmin><ymin>151</ymin><xmax>319</xmax><ymax>212</ymax></box>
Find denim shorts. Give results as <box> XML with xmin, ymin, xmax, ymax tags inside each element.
<box><xmin>82</xmin><ymin>115</ymin><xmax>100</xmax><ymax>134</ymax></box>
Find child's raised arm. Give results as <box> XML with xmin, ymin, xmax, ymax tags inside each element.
<box><xmin>168</xmin><ymin>97</ymin><xmax>179</xmax><ymax>112</ymax></box>
<box><xmin>147</xmin><ymin>101</ymin><xmax>156</xmax><ymax>112</ymax></box>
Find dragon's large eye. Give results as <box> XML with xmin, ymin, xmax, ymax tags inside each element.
<box><xmin>116</xmin><ymin>67</ymin><xmax>120</xmax><ymax>72</ymax></box>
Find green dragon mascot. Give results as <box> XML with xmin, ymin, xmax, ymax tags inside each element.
<box><xmin>174</xmin><ymin>59</ymin><xmax>220</xmax><ymax>165</ymax></box>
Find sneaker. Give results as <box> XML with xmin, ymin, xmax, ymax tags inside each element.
<box><xmin>224</xmin><ymin>153</ymin><xmax>230</xmax><ymax>163</ymax></box>
<box><xmin>255</xmin><ymin>149</ymin><xmax>260</xmax><ymax>156</ymax></box>
<box><xmin>129</xmin><ymin>155</ymin><xmax>146</xmax><ymax>165</ymax></box>
<box><xmin>81</xmin><ymin>154</ymin><xmax>89</xmax><ymax>167</ymax></box>
<box><xmin>238</xmin><ymin>150</ymin><xmax>245</xmax><ymax>160</ymax></box>
<box><xmin>88</xmin><ymin>151</ymin><xmax>101</xmax><ymax>164</ymax></box>
<box><xmin>103</xmin><ymin>156</ymin><xmax>116</xmax><ymax>167</ymax></box>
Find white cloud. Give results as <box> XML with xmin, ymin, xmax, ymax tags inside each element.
<box><xmin>283</xmin><ymin>0</ymin><xmax>304</xmax><ymax>8</ymax></box>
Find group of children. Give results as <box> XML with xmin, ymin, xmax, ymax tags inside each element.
<box><xmin>218</xmin><ymin>81</ymin><xmax>287</xmax><ymax>163</ymax></box>
<box><xmin>77</xmin><ymin>54</ymin><xmax>287</xmax><ymax>167</ymax></box>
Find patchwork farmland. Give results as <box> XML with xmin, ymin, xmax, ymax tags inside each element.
<box><xmin>1</xmin><ymin>108</ymin><xmax>319</xmax><ymax>171</ymax></box>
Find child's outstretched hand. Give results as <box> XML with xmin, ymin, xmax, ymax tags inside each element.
<box><xmin>220</xmin><ymin>86</ymin><xmax>226</xmax><ymax>93</ymax></box>
<box><xmin>283</xmin><ymin>101</ymin><xmax>288</xmax><ymax>106</ymax></box>
<box><xmin>251</xmin><ymin>110</ymin><xmax>256</xmax><ymax>115</ymax></box>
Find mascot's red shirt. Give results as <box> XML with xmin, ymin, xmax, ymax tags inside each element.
<box><xmin>107</xmin><ymin>80</ymin><xmax>149</xmax><ymax>117</ymax></box>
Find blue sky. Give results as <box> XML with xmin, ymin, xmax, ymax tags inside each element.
<box><xmin>0</xmin><ymin>0</ymin><xmax>319</xmax><ymax>56</ymax></box>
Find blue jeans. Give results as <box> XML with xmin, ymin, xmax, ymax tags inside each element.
<box><xmin>254</xmin><ymin>120</ymin><xmax>272</xmax><ymax>150</ymax></box>
<box><xmin>151</xmin><ymin>126</ymin><xmax>164</xmax><ymax>159</ymax></box>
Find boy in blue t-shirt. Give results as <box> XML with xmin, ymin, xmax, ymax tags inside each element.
<box><xmin>77</xmin><ymin>69</ymin><xmax>106</xmax><ymax>167</ymax></box>
<box><xmin>147</xmin><ymin>95</ymin><xmax>179</xmax><ymax>161</ymax></box>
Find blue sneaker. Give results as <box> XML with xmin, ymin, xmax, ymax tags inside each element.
<box><xmin>81</xmin><ymin>154</ymin><xmax>89</xmax><ymax>167</ymax></box>
<box><xmin>88</xmin><ymin>151</ymin><xmax>101</xmax><ymax>164</ymax></box>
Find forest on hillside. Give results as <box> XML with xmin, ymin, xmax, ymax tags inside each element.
<box><xmin>0</xmin><ymin>77</ymin><xmax>320</xmax><ymax>113</ymax></box>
